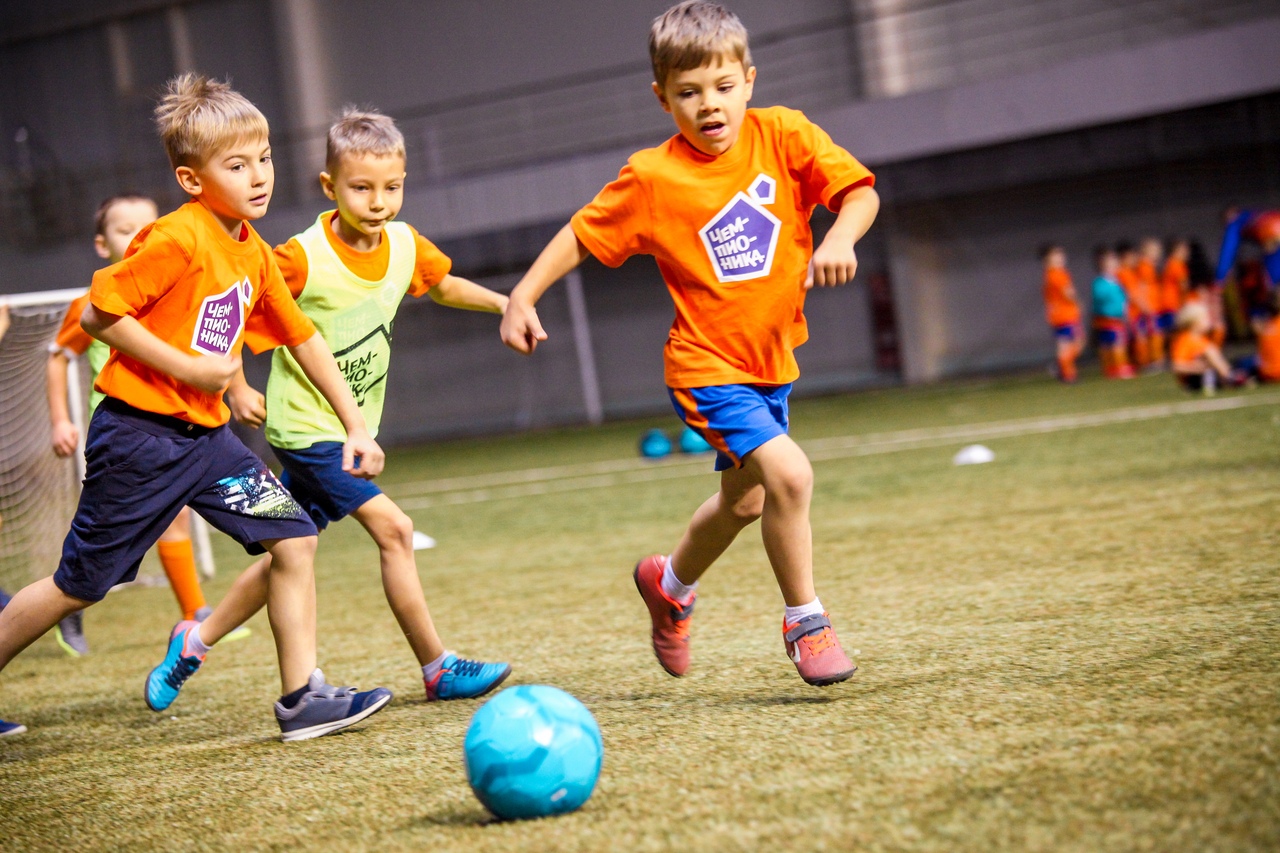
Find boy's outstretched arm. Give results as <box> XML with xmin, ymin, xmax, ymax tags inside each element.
<box><xmin>500</xmin><ymin>224</ymin><xmax>590</xmax><ymax>354</ymax></box>
<box><xmin>82</xmin><ymin>304</ymin><xmax>240</xmax><ymax>394</ymax></box>
<box><xmin>46</xmin><ymin>352</ymin><xmax>79</xmax><ymax>456</ymax></box>
<box><xmin>808</xmin><ymin>185</ymin><xmax>880</xmax><ymax>289</ymax></box>
<box><xmin>285</xmin><ymin>333</ymin><xmax>384</xmax><ymax>478</ymax></box>
<box><xmin>429</xmin><ymin>274</ymin><xmax>509</xmax><ymax>314</ymax></box>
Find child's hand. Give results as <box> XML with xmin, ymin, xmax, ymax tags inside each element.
<box><xmin>227</xmin><ymin>383</ymin><xmax>266</xmax><ymax>429</ymax></box>
<box><xmin>806</xmin><ymin>238</ymin><xmax>859</xmax><ymax>289</ymax></box>
<box><xmin>50</xmin><ymin>420</ymin><xmax>79</xmax><ymax>457</ymax></box>
<box><xmin>185</xmin><ymin>353</ymin><xmax>242</xmax><ymax>394</ymax></box>
<box><xmin>343</xmin><ymin>429</ymin><xmax>384</xmax><ymax>479</ymax></box>
<box><xmin>501</xmin><ymin>299</ymin><xmax>548</xmax><ymax>354</ymax></box>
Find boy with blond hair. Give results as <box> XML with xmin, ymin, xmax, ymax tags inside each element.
<box><xmin>502</xmin><ymin>1</ymin><xmax>878</xmax><ymax>686</ymax></box>
<box><xmin>0</xmin><ymin>74</ymin><xmax>392</xmax><ymax>741</ymax></box>
<box><xmin>179</xmin><ymin>107</ymin><xmax>511</xmax><ymax>704</ymax></box>
<box><xmin>46</xmin><ymin>193</ymin><xmax>249</xmax><ymax>656</ymax></box>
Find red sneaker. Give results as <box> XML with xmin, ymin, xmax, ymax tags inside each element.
<box><xmin>633</xmin><ymin>555</ymin><xmax>694</xmax><ymax>677</ymax></box>
<box><xmin>783</xmin><ymin>613</ymin><xmax>857</xmax><ymax>686</ymax></box>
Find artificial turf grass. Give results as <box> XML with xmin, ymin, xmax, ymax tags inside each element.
<box><xmin>2</xmin><ymin>373</ymin><xmax>1279</xmax><ymax>852</ymax></box>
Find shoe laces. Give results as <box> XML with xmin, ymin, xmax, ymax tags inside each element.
<box><xmin>164</xmin><ymin>656</ymin><xmax>201</xmax><ymax>690</ymax></box>
<box><xmin>798</xmin><ymin>626</ymin><xmax>836</xmax><ymax>657</ymax></box>
<box><xmin>449</xmin><ymin>658</ymin><xmax>488</xmax><ymax>678</ymax></box>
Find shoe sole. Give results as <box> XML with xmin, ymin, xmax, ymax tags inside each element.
<box><xmin>801</xmin><ymin>664</ymin><xmax>858</xmax><ymax>687</ymax></box>
<box><xmin>280</xmin><ymin>692</ymin><xmax>393</xmax><ymax>743</ymax></box>
<box><xmin>633</xmin><ymin>563</ymin><xmax>687</xmax><ymax>678</ymax></box>
<box><xmin>0</xmin><ymin>724</ymin><xmax>28</xmax><ymax>737</ymax></box>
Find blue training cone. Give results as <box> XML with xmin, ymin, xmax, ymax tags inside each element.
<box><xmin>639</xmin><ymin>429</ymin><xmax>673</xmax><ymax>459</ymax></box>
<box><xmin>679</xmin><ymin>426</ymin><xmax>713</xmax><ymax>454</ymax></box>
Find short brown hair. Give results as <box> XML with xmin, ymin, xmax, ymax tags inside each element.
<box><xmin>154</xmin><ymin>73</ymin><xmax>269</xmax><ymax>168</ymax></box>
<box><xmin>649</xmin><ymin>1</ymin><xmax>752</xmax><ymax>88</ymax></box>
<box><xmin>326</xmin><ymin>107</ymin><xmax>406</xmax><ymax>174</ymax></box>
<box><xmin>93</xmin><ymin>193</ymin><xmax>156</xmax><ymax>236</ymax></box>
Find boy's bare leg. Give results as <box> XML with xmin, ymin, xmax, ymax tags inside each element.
<box><xmin>667</xmin><ymin>466</ymin><xmax>764</xmax><ymax>585</ymax></box>
<box><xmin>743</xmin><ymin>435</ymin><xmax>817</xmax><ymax>607</ymax></box>
<box><xmin>261</xmin><ymin>536</ymin><xmax>319</xmax><ymax>694</ymax></box>
<box><xmin>197</xmin><ymin>554</ymin><xmax>272</xmax><ymax>644</ymax></box>
<box><xmin>0</xmin><ymin>577</ymin><xmax>91</xmax><ymax>670</ymax></box>
<box><xmin>351</xmin><ymin>495</ymin><xmax>445</xmax><ymax>666</ymax></box>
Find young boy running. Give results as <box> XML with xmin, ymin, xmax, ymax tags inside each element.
<box><xmin>0</xmin><ymin>74</ymin><xmax>392</xmax><ymax>742</ymax></box>
<box><xmin>183</xmin><ymin>108</ymin><xmax>511</xmax><ymax>703</ymax></box>
<box><xmin>47</xmin><ymin>194</ymin><xmax>249</xmax><ymax>655</ymax></box>
<box><xmin>501</xmin><ymin>1</ymin><xmax>878</xmax><ymax>686</ymax></box>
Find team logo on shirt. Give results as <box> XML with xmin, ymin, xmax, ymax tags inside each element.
<box><xmin>190</xmin><ymin>278</ymin><xmax>252</xmax><ymax>356</ymax></box>
<box><xmin>699</xmin><ymin>174</ymin><xmax>780</xmax><ymax>283</ymax></box>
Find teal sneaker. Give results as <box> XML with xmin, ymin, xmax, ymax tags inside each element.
<box><xmin>145</xmin><ymin>620</ymin><xmax>205</xmax><ymax>712</ymax></box>
<box><xmin>425</xmin><ymin>654</ymin><xmax>511</xmax><ymax>701</ymax></box>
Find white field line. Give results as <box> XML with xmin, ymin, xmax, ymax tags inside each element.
<box><xmin>389</xmin><ymin>392</ymin><xmax>1280</xmax><ymax>511</ymax></box>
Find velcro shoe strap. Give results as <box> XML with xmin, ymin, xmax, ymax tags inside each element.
<box><xmin>784</xmin><ymin>614</ymin><xmax>831</xmax><ymax>643</ymax></box>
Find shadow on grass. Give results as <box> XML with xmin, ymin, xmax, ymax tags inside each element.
<box><xmin>400</xmin><ymin>806</ymin><xmax>500</xmax><ymax>830</ymax></box>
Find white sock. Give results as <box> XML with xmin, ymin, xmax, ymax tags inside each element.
<box><xmin>784</xmin><ymin>598</ymin><xmax>824</xmax><ymax>625</ymax></box>
<box><xmin>422</xmin><ymin>651</ymin><xmax>448</xmax><ymax>682</ymax></box>
<box><xmin>660</xmin><ymin>556</ymin><xmax>697</xmax><ymax>602</ymax></box>
<box><xmin>188</xmin><ymin>622</ymin><xmax>212</xmax><ymax>657</ymax></box>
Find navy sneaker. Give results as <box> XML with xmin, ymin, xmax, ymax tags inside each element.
<box><xmin>55</xmin><ymin>611</ymin><xmax>89</xmax><ymax>657</ymax></box>
<box><xmin>0</xmin><ymin>718</ymin><xmax>26</xmax><ymax>737</ymax></box>
<box><xmin>145</xmin><ymin>620</ymin><xmax>205</xmax><ymax>711</ymax></box>
<box><xmin>0</xmin><ymin>587</ymin><xmax>11</xmax><ymax>611</ymax></box>
<box><xmin>274</xmin><ymin>669</ymin><xmax>392</xmax><ymax>742</ymax></box>
<box><xmin>425</xmin><ymin>654</ymin><xmax>511</xmax><ymax>701</ymax></box>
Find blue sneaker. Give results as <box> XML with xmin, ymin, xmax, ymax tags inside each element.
<box><xmin>274</xmin><ymin>669</ymin><xmax>392</xmax><ymax>742</ymax></box>
<box><xmin>0</xmin><ymin>718</ymin><xmax>26</xmax><ymax>737</ymax></box>
<box><xmin>425</xmin><ymin>654</ymin><xmax>511</xmax><ymax>701</ymax></box>
<box><xmin>145</xmin><ymin>620</ymin><xmax>205</xmax><ymax>712</ymax></box>
<box><xmin>0</xmin><ymin>587</ymin><xmax>11</xmax><ymax>611</ymax></box>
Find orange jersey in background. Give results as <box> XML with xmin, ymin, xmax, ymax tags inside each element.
<box><xmin>1160</xmin><ymin>258</ymin><xmax>1187</xmax><ymax>314</ymax></box>
<box><xmin>54</xmin><ymin>292</ymin><xmax>95</xmax><ymax>355</ymax></box>
<box><xmin>1256</xmin><ymin>315</ymin><xmax>1280</xmax><ymax>381</ymax></box>
<box><xmin>571</xmin><ymin>106</ymin><xmax>874</xmax><ymax>389</ymax></box>
<box><xmin>273</xmin><ymin>212</ymin><xmax>452</xmax><ymax>297</ymax></box>
<box><xmin>90</xmin><ymin>200</ymin><xmax>316</xmax><ymax>427</ymax></box>
<box><xmin>1171</xmin><ymin>330</ymin><xmax>1210</xmax><ymax>368</ymax></box>
<box><xmin>1117</xmin><ymin>266</ymin><xmax>1144</xmax><ymax>318</ymax></box>
<box><xmin>1135</xmin><ymin>259</ymin><xmax>1160</xmax><ymax>314</ymax></box>
<box><xmin>1042</xmin><ymin>267</ymin><xmax>1080</xmax><ymax>326</ymax></box>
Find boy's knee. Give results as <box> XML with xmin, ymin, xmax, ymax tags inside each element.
<box><xmin>371</xmin><ymin>506</ymin><xmax>415</xmax><ymax>552</ymax></box>
<box><xmin>726</xmin><ymin>491</ymin><xmax>765</xmax><ymax>523</ymax></box>
<box><xmin>769</xmin><ymin>460</ymin><xmax>813</xmax><ymax>504</ymax></box>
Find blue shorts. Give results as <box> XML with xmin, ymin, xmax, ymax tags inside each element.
<box><xmin>1156</xmin><ymin>312</ymin><xmax>1176</xmax><ymax>333</ymax></box>
<box><xmin>272</xmin><ymin>442</ymin><xmax>383</xmax><ymax>531</ymax></box>
<box><xmin>1053</xmin><ymin>323</ymin><xmax>1081</xmax><ymax>342</ymax></box>
<box><xmin>54</xmin><ymin>399</ymin><xmax>317</xmax><ymax>603</ymax></box>
<box><xmin>668</xmin><ymin>383</ymin><xmax>791</xmax><ymax>471</ymax></box>
<box><xmin>1095</xmin><ymin>319</ymin><xmax>1127</xmax><ymax>346</ymax></box>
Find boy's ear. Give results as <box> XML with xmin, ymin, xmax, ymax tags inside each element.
<box><xmin>319</xmin><ymin>171</ymin><xmax>337</xmax><ymax>201</ymax></box>
<box><xmin>651</xmin><ymin>82</ymin><xmax>673</xmax><ymax>114</ymax></box>
<box><xmin>743</xmin><ymin>65</ymin><xmax>757</xmax><ymax>100</ymax></box>
<box><xmin>175</xmin><ymin>166</ymin><xmax>202</xmax><ymax>197</ymax></box>
<box><xmin>93</xmin><ymin>234</ymin><xmax>110</xmax><ymax>260</ymax></box>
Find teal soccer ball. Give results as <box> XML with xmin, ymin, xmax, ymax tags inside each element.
<box><xmin>463</xmin><ymin>685</ymin><xmax>603</xmax><ymax>820</ymax></box>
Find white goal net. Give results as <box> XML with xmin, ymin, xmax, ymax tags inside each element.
<box><xmin>0</xmin><ymin>289</ymin><xmax>215</xmax><ymax>597</ymax></box>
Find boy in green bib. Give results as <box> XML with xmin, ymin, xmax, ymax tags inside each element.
<box><xmin>193</xmin><ymin>108</ymin><xmax>512</xmax><ymax>702</ymax></box>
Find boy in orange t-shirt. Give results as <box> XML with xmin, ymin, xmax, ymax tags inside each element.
<box><xmin>46</xmin><ymin>195</ymin><xmax>249</xmax><ymax>656</ymax></box>
<box><xmin>1116</xmin><ymin>241</ymin><xmax>1152</xmax><ymax>369</ymax></box>
<box><xmin>0</xmin><ymin>75</ymin><xmax>391</xmax><ymax>742</ymax></box>
<box><xmin>1137</xmin><ymin>238</ymin><xmax>1166</xmax><ymax>365</ymax></box>
<box><xmin>1039</xmin><ymin>243</ymin><xmax>1081</xmax><ymax>383</ymax></box>
<box><xmin>501</xmin><ymin>1</ymin><xmax>878</xmax><ymax>687</ymax></box>
<box><xmin>1157</xmin><ymin>238</ymin><xmax>1189</xmax><ymax>356</ymax></box>
<box><xmin>1171</xmin><ymin>302</ymin><xmax>1239</xmax><ymax>392</ymax></box>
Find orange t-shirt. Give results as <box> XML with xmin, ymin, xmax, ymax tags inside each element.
<box><xmin>54</xmin><ymin>292</ymin><xmax>95</xmax><ymax>356</ymax></box>
<box><xmin>1135</xmin><ymin>260</ymin><xmax>1160</xmax><ymax>315</ymax></box>
<box><xmin>1042</xmin><ymin>267</ymin><xmax>1079</xmax><ymax>326</ymax></box>
<box><xmin>273</xmin><ymin>212</ymin><xmax>452</xmax><ymax>297</ymax></box>
<box><xmin>89</xmin><ymin>200</ymin><xmax>317</xmax><ymax>427</ymax></box>
<box><xmin>571</xmin><ymin>106</ymin><xmax>874</xmax><ymax>388</ymax></box>
<box><xmin>1117</xmin><ymin>266</ymin><xmax>1146</xmax><ymax>318</ymax></box>
<box><xmin>1159</xmin><ymin>258</ymin><xmax>1187</xmax><ymax>314</ymax></box>
<box><xmin>1256</xmin><ymin>316</ymin><xmax>1280</xmax><ymax>381</ymax></box>
<box><xmin>1171</xmin><ymin>330</ymin><xmax>1210</xmax><ymax>369</ymax></box>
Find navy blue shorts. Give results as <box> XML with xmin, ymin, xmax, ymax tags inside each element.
<box><xmin>54</xmin><ymin>399</ymin><xmax>317</xmax><ymax>603</ymax></box>
<box><xmin>1053</xmin><ymin>323</ymin><xmax>1081</xmax><ymax>342</ymax></box>
<box><xmin>272</xmin><ymin>442</ymin><xmax>382</xmax><ymax>531</ymax></box>
<box><xmin>668</xmin><ymin>384</ymin><xmax>792</xmax><ymax>471</ymax></box>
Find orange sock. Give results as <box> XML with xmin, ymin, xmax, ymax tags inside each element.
<box><xmin>157</xmin><ymin>539</ymin><xmax>205</xmax><ymax>620</ymax></box>
<box><xmin>1150</xmin><ymin>333</ymin><xmax>1165</xmax><ymax>364</ymax></box>
<box><xmin>1057</xmin><ymin>352</ymin><xmax>1077</xmax><ymax>382</ymax></box>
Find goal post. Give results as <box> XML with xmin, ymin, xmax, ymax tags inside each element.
<box><xmin>0</xmin><ymin>289</ymin><xmax>217</xmax><ymax>595</ymax></box>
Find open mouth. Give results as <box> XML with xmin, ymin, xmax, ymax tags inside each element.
<box><xmin>700</xmin><ymin>122</ymin><xmax>726</xmax><ymax>136</ymax></box>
